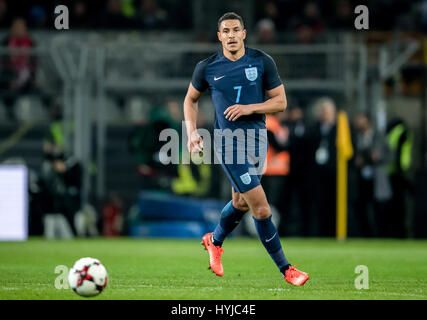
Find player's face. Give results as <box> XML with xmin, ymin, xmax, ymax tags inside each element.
<box><xmin>217</xmin><ymin>20</ymin><xmax>246</xmax><ymax>54</ymax></box>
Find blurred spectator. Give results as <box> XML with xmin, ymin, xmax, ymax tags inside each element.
<box><xmin>40</xmin><ymin>142</ymin><xmax>83</xmax><ymax>237</ymax></box>
<box><xmin>255</xmin><ymin>18</ymin><xmax>277</xmax><ymax>44</ymax></box>
<box><xmin>70</xmin><ymin>0</ymin><xmax>90</xmax><ymax>28</ymax></box>
<box><xmin>307</xmin><ymin>97</ymin><xmax>337</xmax><ymax>237</ymax></box>
<box><xmin>262</xmin><ymin>113</ymin><xmax>290</xmax><ymax>235</ymax></box>
<box><xmin>122</xmin><ymin>0</ymin><xmax>137</xmax><ymax>18</ymax></box>
<box><xmin>288</xmin><ymin>2</ymin><xmax>324</xmax><ymax>33</ymax></box>
<box><xmin>93</xmin><ymin>0</ymin><xmax>136</xmax><ymax>29</ymax></box>
<box><xmin>258</xmin><ymin>1</ymin><xmax>287</xmax><ymax>30</ymax></box>
<box><xmin>0</xmin><ymin>0</ymin><xmax>11</xmax><ymax>28</ymax></box>
<box><xmin>386</xmin><ymin>118</ymin><xmax>413</xmax><ymax>238</ymax></box>
<box><xmin>353</xmin><ymin>112</ymin><xmax>392</xmax><ymax>237</ymax></box>
<box><xmin>0</xmin><ymin>18</ymin><xmax>36</xmax><ymax>121</ymax></box>
<box><xmin>102</xmin><ymin>192</ymin><xmax>124</xmax><ymax>237</ymax></box>
<box><xmin>39</xmin><ymin>107</ymin><xmax>82</xmax><ymax>236</ymax></box>
<box><xmin>172</xmin><ymin>106</ymin><xmax>213</xmax><ymax>198</ymax></box>
<box><xmin>264</xmin><ymin>1</ymin><xmax>279</xmax><ymax>23</ymax></box>
<box><xmin>0</xmin><ymin>0</ymin><xmax>421</xmax><ymax>32</ymax></box>
<box><xmin>166</xmin><ymin>99</ymin><xmax>182</xmax><ymax>127</ymax></box>
<box><xmin>136</xmin><ymin>0</ymin><xmax>168</xmax><ymax>30</ymax></box>
<box><xmin>300</xmin><ymin>1</ymin><xmax>325</xmax><ymax>32</ymax></box>
<box><xmin>128</xmin><ymin>101</ymin><xmax>180</xmax><ymax>190</ymax></box>
<box><xmin>286</xmin><ymin>106</ymin><xmax>312</xmax><ymax>236</ymax></box>
<box><xmin>27</xmin><ymin>164</ymin><xmax>46</xmax><ymax>235</ymax></box>
<box><xmin>75</xmin><ymin>204</ymin><xmax>100</xmax><ymax>237</ymax></box>
<box><xmin>294</xmin><ymin>23</ymin><xmax>316</xmax><ymax>44</ymax></box>
<box><xmin>288</xmin><ymin>1</ymin><xmax>326</xmax><ymax>43</ymax></box>
<box><xmin>330</xmin><ymin>0</ymin><xmax>354</xmax><ymax>30</ymax></box>
<box><xmin>29</xmin><ymin>4</ymin><xmax>48</xmax><ymax>28</ymax></box>
<box><xmin>289</xmin><ymin>107</ymin><xmax>306</xmax><ymax>139</ymax></box>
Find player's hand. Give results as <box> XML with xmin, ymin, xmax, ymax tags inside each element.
<box><xmin>187</xmin><ymin>131</ymin><xmax>204</xmax><ymax>154</ymax></box>
<box><xmin>224</xmin><ymin>104</ymin><xmax>253</xmax><ymax>121</ymax></box>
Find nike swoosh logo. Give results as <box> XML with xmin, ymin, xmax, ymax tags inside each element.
<box><xmin>265</xmin><ymin>233</ymin><xmax>277</xmax><ymax>243</ymax></box>
<box><xmin>214</xmin><ymin>75</ymin><xmax>225</xmax><ymax>81</ymax></box>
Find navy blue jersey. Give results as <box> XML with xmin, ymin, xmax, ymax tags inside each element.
<box><xmin>191</xmin><ymin>47</ymin><xmax>282</xmax><ymax>131</ymax></box>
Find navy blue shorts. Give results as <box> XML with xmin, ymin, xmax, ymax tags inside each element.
<box><xmin>214</xmin><ymin>130</ymin><xmax>267</xmax><ymax>193</ymax></box>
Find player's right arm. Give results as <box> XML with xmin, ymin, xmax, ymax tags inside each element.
<box><xmin>183</xmin><ymin>83</ymin><xmax>203</xmax><ymax>154</ymax></box>
<box><xmin>184</xmin><ymin>60</ymin><xmax>209</xmax><ymax>154</ymax></box>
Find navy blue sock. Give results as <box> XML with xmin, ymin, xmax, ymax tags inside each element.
<box><xmin>212</xmin><ymin>200</ymin><xmax>247</xmax><ymax>246</ymax></box>
<box><xmin>253</xmin><ymin>215</ymin><xmax>291</xmax><ymax>276</ymax></box>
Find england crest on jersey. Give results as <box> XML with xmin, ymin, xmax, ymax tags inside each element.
<box><xmin>240</xmin><ymin>172</ymin><xmax>251</xmax><ymax>185</ymax></box>
<box><xmin>245</xmin><ymin>67</ymin><xmax>258</xmax><ymax>81</ymax></box>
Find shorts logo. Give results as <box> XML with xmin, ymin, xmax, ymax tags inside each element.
<box><xmin>240</xmin><ymin>172</ymin><xmax>251</xmax><ymax>185</ymax></box>
<box><xmin>245</xmin><ymin>67</ymin><xmax>258</xmax><ymax>81</ymax></box>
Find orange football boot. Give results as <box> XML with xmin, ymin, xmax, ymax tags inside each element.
<box><xmin>284</xmin><ymin>266</ymin><xmax>309</xmax><ymax>286</ymax></box>
<box><xmin>201</xmin><ymin>233</ymin><xmax>224</xmax><ymax>276</ymax></box>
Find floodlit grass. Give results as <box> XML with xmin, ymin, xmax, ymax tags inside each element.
<box><xmin>0</xmin><ymin>237</ymin><xmax>426</xmax><ymax>300</ymax></box>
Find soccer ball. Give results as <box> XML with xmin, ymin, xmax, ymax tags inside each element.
<box><xmin>68</xmin><ymin>257</ymin><xmax>108</xmax><ymax>297</ymax></box>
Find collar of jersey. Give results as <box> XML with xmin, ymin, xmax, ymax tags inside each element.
<box><xmin>219</xmin><ymin>46</ymin><xmax>248</xmax><ymax>63</ymax></box>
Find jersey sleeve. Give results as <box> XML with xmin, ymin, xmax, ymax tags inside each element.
<box><xmin>262</xmin><ymin>53</ymin><xmax>282</xmax><ymax>91</ymax></box>
<box><xmin>191</xmin><ymin>60</ymin><xmax>209</xmax><ymax>92</ymax></box>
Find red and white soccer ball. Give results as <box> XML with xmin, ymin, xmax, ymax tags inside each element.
<box><xmin>68</xmin><ymin>257</ymin><xmax>108</xmax><ymax>297</ymax></box>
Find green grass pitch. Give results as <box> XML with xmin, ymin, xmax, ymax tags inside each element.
<box><xmin>0</xmin><ymin>237</ymin><xmax>426</xmax><ymax>300</ymax></box>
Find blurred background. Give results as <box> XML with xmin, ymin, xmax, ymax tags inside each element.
<box><xmin>0</xmin><ymin>0</ymin><xmax>426</xmax><ymax>241</ymax></box>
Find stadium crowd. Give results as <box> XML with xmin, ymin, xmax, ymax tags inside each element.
<box><xmin>0</xmin><ymin>0</ymin><xmax>426</xmax><ymax>32</ymax></box>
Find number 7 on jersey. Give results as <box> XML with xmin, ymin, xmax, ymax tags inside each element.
<box><xmin>233</xmin><ymin>86</ymin><xmax>242</xmax><ymax>103</ymax></box>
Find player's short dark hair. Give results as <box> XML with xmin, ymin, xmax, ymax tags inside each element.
<box><xmin>218</xmin><ymin>12</ymin><xmax>244</xmax><ymax>31</ymax></box>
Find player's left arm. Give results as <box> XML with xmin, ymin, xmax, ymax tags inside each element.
<box><xmin>224</xmin><ymin>84</ymin><xmax>287</xmax><ymax>121</ymax></box>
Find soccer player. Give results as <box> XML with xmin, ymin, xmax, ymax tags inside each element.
<box><xmin>183</xmin><ymin>12</ymin><xmax>309</xmax><ymax>286</ymax></box>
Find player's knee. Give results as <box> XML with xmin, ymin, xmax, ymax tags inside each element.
<box><xmin>252</xmin><ymin>205</ymin><xmax>271</xmax><ymax>220</ymax></box>
<box><xmin>232</xmin><ymin>198</ymin><xmax>249</xmax><ymax>212</ymax></box>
